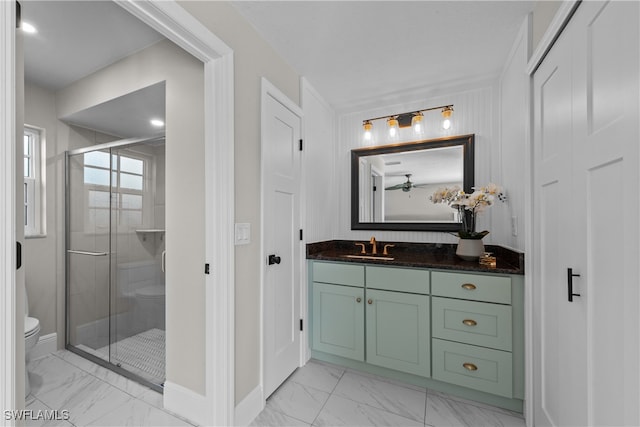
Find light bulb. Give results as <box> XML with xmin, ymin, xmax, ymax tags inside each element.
<box><xmin>363</xmin><ymin>120</ymin><xmax>373</xmax><ymax>142</ymax></box>
<box><xmin>411</xmin><ymin>112</ymin><xmax>424</xmax><ymax>136</ymax></box>
<box><xmin>441</xmin><ymin>107</ymin><xmax>453</xmax><ymax>130</ymax></box>
<box><xmin>387</xmin><ymin>117</ymin><xmax>399</xmax><ymax>140</ymax></box>
<box><xmin>22</xmin><ymin>22</ymin><xmax>37</xmax><ymax>34</ymax></box>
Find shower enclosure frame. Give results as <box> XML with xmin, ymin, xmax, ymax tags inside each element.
<box><xmin>64</xmin><ymin>134</ymin><xmax>165</xmax><ymax>393</ymax></box>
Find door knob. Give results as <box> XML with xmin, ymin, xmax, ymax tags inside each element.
<box><xmin>268</xmin><ymin>254</ymin><xmax>281</xmax><ymax>265</ymax></box>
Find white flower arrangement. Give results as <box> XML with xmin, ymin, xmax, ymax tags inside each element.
<box><xmin>430</xmin><ymin>183</ymin><xmax>506</xmax><ymax>239</ymax></box>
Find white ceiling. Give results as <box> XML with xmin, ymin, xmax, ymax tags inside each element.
<box><xmin>22</xmin><ymin>1</ymin><xmax>165</xmax><ymax>91</ymax></box>
<box><xmin>21</xmin><ymin>1</ymin><xmax>535</xmax><ymax>135</ymax></box>
<box><xmin>61</xmin><ymin>82</ymin><xmax>166</xmax><ymax>139</ymax></box>
<box><xmin>21</xmin><ymin>1</ymin><xmax>167</xmax><ymax>138</ymax></box>
<box><xmin>231</xmin><ymin>1</ymin><xmax>534</xmax><ymax>110</ymax></box>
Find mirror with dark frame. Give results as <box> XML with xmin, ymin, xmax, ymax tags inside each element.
<box><xmin>351</xmin><ymin>134</ymin><xmax>474</xmax><ymax>231</ymax></box>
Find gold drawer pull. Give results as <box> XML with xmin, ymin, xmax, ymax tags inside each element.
<box><xmin>461</xmin><ymin>283</ymin><xmax>477</xmax><ymax>291</ymax></box>
<box><xmin>356</xmin><ymin>297</ymin><xmax>362</xmax><ymax>303</ymax></box>
<box><xmin>367</xmin><ymin>299</ymin><xmax>373</xmax><ymax>305</ymax></box>
<box><xmin>462</xmin><ymin>319</ymin><xmax>477</xmax><ymax>327</ymax></box>
<box><xmin>463</xmin><ymin>363</ymin><xmax>478</xmax><ymax>371</ymax></box>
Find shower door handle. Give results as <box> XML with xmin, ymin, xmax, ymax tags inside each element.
<box><xmin>162</xmin><ymin>250</ymin><xmax>166</xmax><ymax>273</ymax></box>
<box><xmin>67</xmin><ymin>250</ymin><xmax>108</xmax><ymax>256</ymax></box>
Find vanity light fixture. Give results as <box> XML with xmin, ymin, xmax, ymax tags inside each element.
<box><xmin>363</xmin><ymin>120</ymin><xmax>373</xmax><ymax>141</ymax></box>
<box><xmin>441</xmin><ymin>106</ymin><xmax>453</xmax><ymax>130</ymax></box>
<box><xmin>387</xmin><ymin>117</ymin><xmax>400</xmax><ymax>140</ymax></box>
<box><xmin>362</xmin><ymin>104</ymin><xmax>454</xmax><ymax>142</ymax></box>
<box><xmin>411</xmin><ymin>112</ymin><xmax>424</xmax><ymax>137</ymax></box>
<box><xmin>150</xmin><ymin>119</ymin><xmax>165</xmax><ymax>127</ymax></box>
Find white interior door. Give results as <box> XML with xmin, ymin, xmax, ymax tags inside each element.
<box><xmin>262</xmin><ymin>84</ymin><xmax>302</xmax><ymax>398</ymax></box>
<box><xmin>533</xmin><ymin>2</ymin><xmax>640</xmax><ymax>425</ymax></box>
<box><xmin>533</xmin><ymin>19</ymin><xmax>587</xmax><ymax>426</ymax></box>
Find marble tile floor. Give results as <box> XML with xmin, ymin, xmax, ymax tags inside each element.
<box><xmin>24</xmin><ymin>350</ymin><xmax>194</xmax><ymax>427</ymax></box>
<box><xmin>251</xmin><ymin>360</ymin><xmax>526</xmax><ymax>427</ymax></box>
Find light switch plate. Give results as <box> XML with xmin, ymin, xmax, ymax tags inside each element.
<box><xmin>235</xmin><ymin>223</ymin><xmax>251</xmax><ymax>245</ymax></box>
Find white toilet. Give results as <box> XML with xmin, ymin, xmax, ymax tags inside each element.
<box><xmin>24</xmin><ymin>290</ymin><xmax>41</xmax><ymax>398</ymax></box>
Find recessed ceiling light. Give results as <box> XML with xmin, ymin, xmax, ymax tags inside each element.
<box><xmin>22</xmin><ymin>22</ymin><xmax>37</xmax><ymax>34</ymax></box>
<box><xmin>150</xmin><ymin>119</ymin><xmax>164</xmax><ymax>127</ymax></box>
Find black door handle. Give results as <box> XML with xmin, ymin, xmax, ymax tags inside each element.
<box><xmin>567</xmin><ymin>268</ymin><xmax>581</xmax><ymax>302</ymax></box>
<box><xmin>268</xmin><ymin>254</ymin><xmax>281</xmax><ymax>265</ymax></box>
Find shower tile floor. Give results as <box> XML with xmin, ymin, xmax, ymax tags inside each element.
<box><xmin>75</xmin><ymin>328</ymin><xmax>165</xmax><ymax>386</ymax></box>
<box><xmin>26</xmin><ymin>353</ymin><xmax>525</xmax><ymax>426</ymax></box>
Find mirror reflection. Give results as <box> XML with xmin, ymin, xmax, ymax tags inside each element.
<box><xmin>351</xmin><ymin>135</ymin><xmax>474</xmax><ymax>231</ymax></box>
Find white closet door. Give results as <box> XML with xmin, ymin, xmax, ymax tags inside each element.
<box><xmin>570</xmin><ymin>2</ymin><xmax>639</xmax><ymax>424</ymax></box>
<box><xmin>533</xmin><ymin>1</ymin><xmax>640</xmax><ymax>426</ymax></box>
<box><xmin>533</xmin><ymin>16</ymin><xmax>587</xmax><ymax>426</ymax></box>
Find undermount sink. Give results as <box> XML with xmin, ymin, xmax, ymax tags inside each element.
<box><xmin>342</xmin><ymin>254</ymin><xmax>395</xmax><ymax>261</ymax></box>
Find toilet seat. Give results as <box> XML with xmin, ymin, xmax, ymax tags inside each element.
<box><xmin>25</xmin><ymin>316</ymin><xmax>40</xmax><ymax>338</ymax></box>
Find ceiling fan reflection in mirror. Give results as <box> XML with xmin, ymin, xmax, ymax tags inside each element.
<box><xmin>385</xmin><ymin>174</ymin><xmax>429</xmax><ymax>192</ymax></box>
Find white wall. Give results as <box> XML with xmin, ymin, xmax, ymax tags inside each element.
<box><xmin>301</xmin><ymin>79</ymin><xmax>337</xmax><ymax>243</ymax></box>
<box><xmin>335</xmin><ymin>81</ymin><xmax>509</xmax><ymax>245</ymax></box>
<box><xmin>495</xmin><ymin>18</ymin><xmax>530</xmax><ymax>251</ymax></box>
<box><xmin>23</xmin><ymin>84</ymin><xmax>59</xmax><ymax>339</ymax></box>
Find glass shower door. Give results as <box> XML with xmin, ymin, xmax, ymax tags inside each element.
<box><xmin>66</xmin><ymin>139</ymin><xmax>166</xmax><ymax>389</ymax></box>
<box><xmin>110</xmin><ymin>143</ymin><xmax>166</xmax><ymax>385</ymax></box>
<box><xmin>66</xmin><ymin>149</ymin><xmax>113</xmax><ymax>361</ymax></box>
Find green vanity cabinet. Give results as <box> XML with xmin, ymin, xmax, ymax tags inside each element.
<box><xmin>311</xmin><ymin>262</ymin><xmax>365</xmax><ymax>361</ymax></box>
<box><xmin>431</xmin><ymin>270</ymin><xmax>523</xmax><ymax>400</ymax></box>
<box><xmin>311</xmin><ymin>261</ymin><xmax>430</xmax><ymax>376</ymax></box>
<box><xmin>365</xmin><ymin>288</ymin><xmax>430</xmax><ymax>377</ymax></box>
<box><xmin>309</xmin><ymin>259</ymin><xmax>524</xmax><ymax>412</ymax></box>
<box><xmin>312</xmin><ymin>282</ymin><xmax>365</xmax><ymax>361</ymax></box>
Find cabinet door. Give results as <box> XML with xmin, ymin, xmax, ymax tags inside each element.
<box><xmin>366</xmin><ymin>289</ymin><xmax>430</xmax><ymax>377</ymax></box>
<box><xmin>312</xmin><ymin>282</ymin><xmax>364</xmax><ymax>361</ymax></box>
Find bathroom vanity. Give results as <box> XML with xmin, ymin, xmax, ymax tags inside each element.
<box><xmin>307</xmin><ymin>240</ymin><xmax>524</xmax><ymax>412</ymax></box>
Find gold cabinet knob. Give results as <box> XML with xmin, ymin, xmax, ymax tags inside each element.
<box><xmin>463</xmin><ymin>363</ymin><xmax>478</xmax><ymax>371</ymax></box>
<box><xmin>356</xmin><ymin>297</ymin><xmax>362</xmax><ymax>303</ymax></box>
<box><xmin>462</xmin><ymin>319</ymin><xmax>477</xmax><ymax>327</ymax></box>
<box><xmin>461</xmin><ymin>283</ymin><xmax>477</xmax><ymax>290</ymax></box>
<box><xmin>367</xmin><ymin>299</ymin><xmax>373</xmax><ymax>305</ymax></box>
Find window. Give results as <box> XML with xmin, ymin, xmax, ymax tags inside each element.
<box><xmin>24</xmin><ymin>126</ymin><xmax>44</xmax><ymax>236</ymax></box>
<box><xmin>83</xmin><ymin>150</ymin><xmax>147</xmax><ymax>231</ymax></box>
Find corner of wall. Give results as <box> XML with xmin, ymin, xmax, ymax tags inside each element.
<box><xmin>234</xmin><ymin>384</ymin><xmax>264</xmax><ymax>426</ymax></box>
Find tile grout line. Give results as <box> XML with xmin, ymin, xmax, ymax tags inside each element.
<box><xmin>308</xmin><ymin>367</ymin><xmax>347</xmax><ymax>427</ymax></box>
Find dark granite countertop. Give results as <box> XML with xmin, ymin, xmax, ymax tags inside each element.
<box><xmin>307</xmin><ymin>240</ymin><xmax>524</xmax><ymax>275</ymax></box>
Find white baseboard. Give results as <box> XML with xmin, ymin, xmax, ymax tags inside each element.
<box><xmin>163</xmin><ymin>380</ymin><xmax>208</xmax><ymax>426</ymax></box>
<box><xmin>234</xmin><ymin>385</ymin><xmax>264</xmax><ymax>426</ymax></box>
<box><xmin>30</xmin><ymin>333</ymin><xmax>57</xmax><ymax>360</ymax></box>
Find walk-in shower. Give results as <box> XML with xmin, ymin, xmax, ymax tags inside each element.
<box><xmin>65</xmin><ymin>135</ymin><xmax>166</xmax><ymax>391</ymax></box>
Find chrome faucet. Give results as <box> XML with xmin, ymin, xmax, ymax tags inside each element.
<box><xmin>370</xmin><ymin>236</ymin><xmax>377</xmax><ymax>255</ymax></box>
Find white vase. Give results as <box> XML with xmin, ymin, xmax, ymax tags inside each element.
<box><xmin>456</xmin><ymin>238</ymin><xmax>485</xmax><ymax>261</ymax></box>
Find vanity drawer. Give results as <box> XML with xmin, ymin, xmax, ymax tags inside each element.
<box><xmin>313</xmin><ymin>261</ymin><xmax>364</xmax><ymax>287</ymax></box>
<box><xmin>431</xmin><ymin>271</ymin><xmax>511</xmax><ymax>304</ymax></box>
<box><xmin>432</xmin><ymin>297</ymin><xmax>512</xmax><ymax>351</ymax></box>
<box><xmin>366</xmin><ymin>266</ymin><xmax>430</xmax><ymax>294</ymax></box>
<box><xmin>432</xmin><ymin>339</ymin><xmax>513</xmax><ymax>398</ymax></box>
